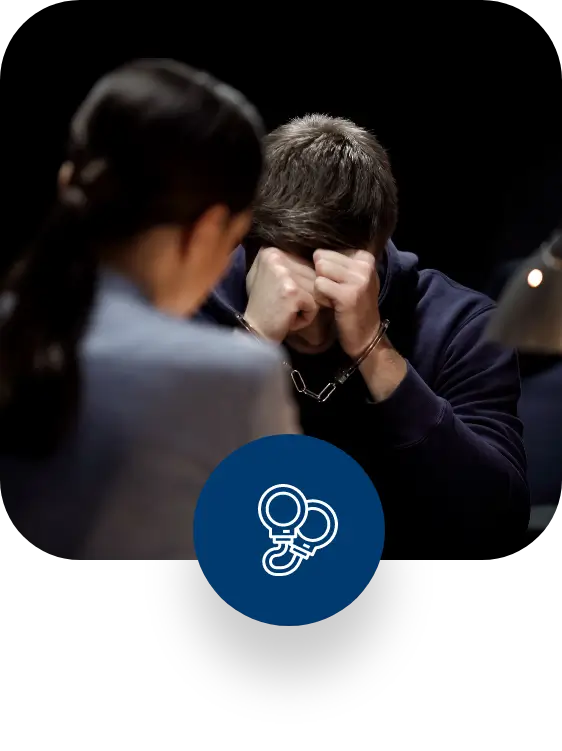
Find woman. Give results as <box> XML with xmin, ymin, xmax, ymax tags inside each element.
<box><xmin>0</xmin><ymin>59</ymin><xmax>298</xmax><ymax>559</ymax></box>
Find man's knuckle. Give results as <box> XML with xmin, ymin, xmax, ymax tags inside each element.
<box><xmin>281</xmin><ymin>278</ymin><xmax>297</xmax><ymax>295</ymax></box>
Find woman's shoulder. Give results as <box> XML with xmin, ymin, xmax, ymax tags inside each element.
<box><xmin>165</xmin><ymin>317</ymin><xmax>283</xmax><ymax>378</ymax></box>
<box><xmin>82</xmin><ymin>303</ymin><xmax>290</xmax><ymax>441</ymax></box>
<box><xmin>86</xmin><ymin>287</ymin><xmax>283</xmax><ymax>382</ymax></box>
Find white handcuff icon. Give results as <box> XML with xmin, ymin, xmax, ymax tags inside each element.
<box><xmin>258</xmin><ymin>484</ymin><xmax>338</xmax><ymax>577</ymax></box>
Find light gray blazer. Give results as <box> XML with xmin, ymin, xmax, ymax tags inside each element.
<box><xmin>0</xmin><ymin>272</ymin><xmax>299</xmax><ymax>559</ymax></box>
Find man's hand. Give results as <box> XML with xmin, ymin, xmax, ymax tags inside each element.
<box><xmin>245</xmin><ymin>247</ymin><xmax>320</xmax><ymax>343</ymax></box>
<box><xmin>314</xmin><ymin>248</ymin><xmax>407</xmax><ymax>401</ymax></box>
<box><xmin>313</xmin><ymin>249</ymin><xmax>381</xmax><ymax>358</ymax></box>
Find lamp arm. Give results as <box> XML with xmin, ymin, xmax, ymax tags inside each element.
<box><xmin>545</xmin><ymin>231</ymin><xmax>562</xmax><ymax>265</ymax></box>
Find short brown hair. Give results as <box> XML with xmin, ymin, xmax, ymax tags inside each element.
<box><xmin>247</xmin><ymin>115</ymin><xmax>398</xmax><ymax>261</ymax></box>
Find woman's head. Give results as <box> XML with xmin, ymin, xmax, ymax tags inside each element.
<box><xmin>0</xmin><ymin>59</ymin><xmax>264</xmax><ymax>456</ymax></box>
<box><xmin>60</xmin><ymin>58</ymin><xmax>263</xmax><ymax>312</ymax></box>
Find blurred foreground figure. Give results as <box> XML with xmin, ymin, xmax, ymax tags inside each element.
<box><xmin>199</xmin><ymin>115</ymin><xmax>530</xmax><ymax>559</ymax></box>
<box><xmin>0</xmin><ymin>60</ymin><xmax>298</xmax><ymax>559</ymax></box>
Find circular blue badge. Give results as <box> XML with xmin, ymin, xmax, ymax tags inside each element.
<box><xmin>194</xmin><ymin>435</ymin><xmax>384</xmax><ymax>626</ymax></box>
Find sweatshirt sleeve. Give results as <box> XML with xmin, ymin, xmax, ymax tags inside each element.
<box><xmin>368</xmin><ymin>306</ymin><xmax>530</xmax><ymax>556</ymax></box>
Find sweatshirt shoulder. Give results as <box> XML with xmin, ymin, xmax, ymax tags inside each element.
<box><xmin>417</xmin><ymin>268</ymin><xmax>496</xmax><ymax>331</ymax></box>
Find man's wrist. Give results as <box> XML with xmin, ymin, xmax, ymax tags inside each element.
<box><xmin>241</xmin><ymin>312</ymin><xmax>267</xmax><ymax>339</ymax></box>
<box><xmin>242</xmin><ymin>312</ymin><xmax>283</xmax><ymax>344</ymax></box>
<box><xmin>358</xmin><ymin>336</ymin><xmax>408</xmax><ymax>402</ymax></box>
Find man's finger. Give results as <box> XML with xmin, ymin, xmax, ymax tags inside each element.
<box><xmin>314</xmin><ymin>249</ymin><xmax>356</xmax><ymax>269</ymax></box>
<box><xmin>314</xmin><ymin>276</ymin><xmax>347</xmax><ymax>310</ymax></box>
<box><xmin>352</xmin><ymin>249</ymin><xmax>375</xmax><ymax>265</ymax></box>
<box><xmin>296</xmin><ymin>288</ymin><xmax>319</xmax><ymax>315</ymax></box>
<box><xmin>284</xmin><ymin>253</ymin><xmax>318</xmax><ymax>275</ymax></box>
<box><xmin>290</xmin><ymin>267</ymin><xmax>317</xmax><ymax>293</ymax></box>
<box><xmin>289</xmin><ymin>290</ymin><xmax>319</xmax><ymax>331</ymax></box>
<box><xmin>314</xmin><ymin>286</ymin><xmax>333</xmax><ymax>308</ymax></box>
<box><xmin>314</xmin><ymin>257</ymin><xmax>348</xmax><ymax>282</ymax></box>
<box><xmin>314</xmin><ymin>258</ymin><xmax>365</xmax><ymax>285</ymax></box>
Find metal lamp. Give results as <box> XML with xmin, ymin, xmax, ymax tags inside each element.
<box><xmin>487</xmin><ymin>230</ymin><xmax>562</xmax><ymax>353</ymax></box>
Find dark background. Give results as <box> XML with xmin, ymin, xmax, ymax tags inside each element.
<box><xmin>1</xmin><ymin>1</ymin><xmax>561</xmax><ymax>291</ymax></box>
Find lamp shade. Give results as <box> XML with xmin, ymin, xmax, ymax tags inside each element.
<box><xmin>486</xmin><ymin>231</ymin><xmax>562</xmax><ymax>354</ymax></box>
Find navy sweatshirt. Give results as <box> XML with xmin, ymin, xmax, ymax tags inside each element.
<box><xmin>197</xmin><ymin>242</ymin><xmax>530</xmax><ymax>559</ymax></box>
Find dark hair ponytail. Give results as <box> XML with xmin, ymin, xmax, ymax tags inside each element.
<box><xmin>0</xmin><ymin>184</ymin><xmax>99</xmax><ymax>456</ymax></box>
<box><xmin>0</xmin><ymin>59</ymin><xmax>264</xmax><ymax>458</ymax></box>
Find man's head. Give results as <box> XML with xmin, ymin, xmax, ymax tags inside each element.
<box><xmin>247</xmin><ymin>114</ymin><xmax>397</xmax><ymax>264</ymax></box>
<box><xmin>245</xmin><ymin>115</ymin><xmax>398</xmax><ymax>354</ymax></box>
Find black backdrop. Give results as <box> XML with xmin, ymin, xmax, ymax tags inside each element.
<box><xmin>2</xmin><ymin>1</ymin><xmax>561</xmax><ymax>291</ymax></box>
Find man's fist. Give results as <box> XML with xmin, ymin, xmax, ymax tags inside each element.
<box><xmin>245</xmin><ymin>248</ymin><xmax>320</xmax><ymax>343</ymax></box>
<box><xmin>313</xmin><ymin>249</ymin><xmax>381</xmax><ymax>358</ymax></box>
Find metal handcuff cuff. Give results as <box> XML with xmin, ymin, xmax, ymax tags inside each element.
<box><xmin>234</xmin><ymin>314</ymin><xmax>390</xmax><ymax>403</ymax></box>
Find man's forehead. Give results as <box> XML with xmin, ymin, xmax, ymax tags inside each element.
<box><xmin>279</xmin><ymin>245</ymin><xmax>359</xmax><ymax>265</ymax></box>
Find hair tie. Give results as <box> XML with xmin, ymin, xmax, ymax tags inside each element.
<box><xmin>79</xmin><ymin>158</ymin><xmax>107</xmax><ymax>186</ymax></box>
<box><xmin>61</xmin><ymin>185</ymin><xmax>88</xmax><ymax>212</ymax></box>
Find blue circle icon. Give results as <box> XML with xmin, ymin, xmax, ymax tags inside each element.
<box><xmin>194</xmin><ymin>435</ymin><xmax>385</xmax><ymax>626</ymax></box>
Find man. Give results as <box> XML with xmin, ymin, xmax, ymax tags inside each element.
<box><xmin>197</xmin><ymin>114</ymin><xmax>530</xmax><ymax>559</ymax></box>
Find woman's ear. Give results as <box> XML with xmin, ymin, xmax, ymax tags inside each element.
<box><xmin>180</xmin><ymin>206</ymin><xmax>251</xmax><ymax>263</ymax></box>
<box><xmin>58</xmin><ymin>162</ymin><xmax>74</xmax><ymax>191</ymax></box>
<box><xmin>225</xmin><ymin>210</ymin><xmax>252</xmax><ymax>251</ymax></box>
<box><xmin>178</xmin><ymin>205</ymin><xmax>230</xmax><ymax>263</ymax></box>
